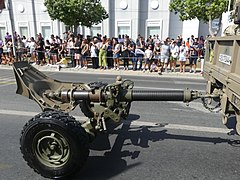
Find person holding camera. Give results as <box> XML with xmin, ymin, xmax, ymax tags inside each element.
<box><xmin>189</xmin><ymin>38</ymin><xmax>200</xmax><ymax>73</ymax></box>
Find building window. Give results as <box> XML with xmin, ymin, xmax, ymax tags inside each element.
<box><xmin>18</xmin><ymin>22</ymin><xmax>28</xmax><ymax>38</ymax></box>
<box><xmin>40</xmin><ymin>22</ymin><xmax>52</xmax><ymax>40</ymax></box>
<box><xmin>147</xmin><ymin>27</ymin><xmax>160</xmax><ymax>37</ymax></box>
<box><xmin>116</xmin><ymin>20</ymin><xmax>131</xmax><ymax>37</ymax></box>
<box><xmin>41</xmin><ymin>27</ymin><xmax>50</xmax><ymax>39</ymax></box>
<box><xmin>0</xmin><ymin>27</ymin><xmax>6</xmax><ymax>41</ymax></box>
<box><xmin>118</xmin><ymin>26</ymin><xmax>130</xmax><ymax>36</ymax></box>
<box><xmin>41</xmin><ymin>26</ymin><xmax>51</xmax><ymax>40</ymax></box>
<box><xmin>146</xmin><ymin>20</ymin><xmax>162</xmax><ymax>39</ymax></box>
<box><xmin>19</xmin><ymin>27</ymin><xmax>28</xmax><ymax>37</ymax></box>
<box><xmin>91</xmin><ymin>26</ymin><xmax>101</xmax><ymax>36</ymax></box>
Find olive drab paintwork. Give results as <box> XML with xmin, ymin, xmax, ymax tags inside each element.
<box><xmin>12</xmin><ymin>61</ymin><xmax>206</xmax><ymax>133</ymax></box>
<box><xmin>204</xmin><ymin>0</ymin><xmax>240</xmax><ymax>134</ymax></box>
<box><xmin>13</xmin><ymin>60</ymin><xmax>218</xmax><ymax>179</ymax></box>
<box><xmin>224</xmin><ymin>0</ymin><xmax>240</xmax><ymax>35</ymax></box>
<box><xmin>234</xmin><ymin>0</ymin><xmax>240</xmax><ymax>24</ymax></box>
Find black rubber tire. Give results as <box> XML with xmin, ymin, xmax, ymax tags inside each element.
<box><xmin>79</xmin><ymin>100</ymin><xmax>94</xmax><ymax>118</ymax></box>
<box><xmin>20</xmin><ymin>111</ymin><xmax>89</xmax><ymax>179</ymax></box>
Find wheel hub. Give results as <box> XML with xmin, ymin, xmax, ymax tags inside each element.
<box><xmin>34</xmin><ymin>130</ymin><xmax>70</xmax><ymax>167</ymax></box>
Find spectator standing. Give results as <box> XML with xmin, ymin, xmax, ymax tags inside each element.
<box><xmin>49</xmin><ymin>39</ymin><xmax>59</xmax><ymax>65</ymax></box>
<box><xmin>90</xmin><ymin>38</ymin><xmax>99</xmax><ymax>69</ymax></box>
<box><xmin>200</xmin><ymin>35</ymin><xmax>209</xmax><ymax>74</ymax></box>
<box><xmin>146</xmin><ymin>36</ymin><xmax>153</xmax><ymax>48</ymax></box>
<box><xmin>4</xmin><ymin>32</ymin><xmax>11</xmax><ymax>43</ymax></box>
<box><xmin>98</xmin><ymin>36</ymin><xmax>108</xmax><ymax>70</ymax></box>
<box><xmin>112</xmin><ymin>38</ymin><xmax>121</xmax><ymax>70</ymax></box>
<box><xmin>189</xmin><ymin>38</ymin><xmax>199</xmax><ymax>73</ymax></box>
<box><xmin>36</xmin><ymin>36</ymin><xmax>45</xmax><ymax>65</ymax></box>
<box><xmin>186</xmin><ymin>38</ymin><xmax>190</xmax><ymax>49</ymax></box>
<box><xmin>106</xmin><ymin>38</ymin><xmax>113</xmax><ymax>68</ymax></box>
<box><xmin>81</xmin><ymin>38</ymin><xmax>89</xmax><ymax>69</ymax></box>
<box><xmin>121</xmin><ymin>40</ymin><xmax>129</xmax><ymax>70</ymax></box>
<box><xmin>74</xmin><ymin>37</ymin><xmax>82</xmax><ymax>69</ymax></box>
<box><xmin>179</xmin><ymin>42</ymin><xmax>189</xmax><ymax>73</ymax></box>
<box><xmin>129</xmin><ymin>43</ymin><xmax>137</xmax><ymax>70</ymax></box>
<box><xmin>29</xmin><ymin>37</ymin><xmax>36</xmax><ymax>63</ymax></box>
<box><xmin>67</xmin><ymin>36</ymin><xmax>75</xmax><ymax>67</ymax></box>
<box><xmin>135</xmin><ymin>36</ymin><xmax>145</xmax><ymax>70</ymax></box>
<box><xmin>169</xmin><ymin>41</ymin><xmax>179</xmax><ymax>72</ymax></box>
<box><xmin>153</xmin><ymin>41</ymin><xmax>161</xmax><ymax>65</ymax></box>
<box><xmin>199</xmin><ymin>36</ymin><xmax>205</xmax><ymax>46</ymax></box>
<box><xmin>189</xmin><ymin>35</ymin><xmax>195</xmax><ymax>47</ymax></box>
<box><xmin>45</xmin><ymin>40</ymin><xmax>51</xmax><ymax>64</ymax></box>
<box><xmin>176</xmin><ymin>35</ymin><xmax>182</xmax><ymax>47</ymax></box>
<box><xmin>143</xmin><ymin>44</ymin><xmax>153</xmax><ymax>72</ymax></box>
<box><xmin>160</xmin><ymin>40</ymin><xmax>170</xmax><ymax>73</ymax></box>
<box><xmin>58</xmin><ymin>39</ymin><xmax>68</xmax><ymax>58</ymax></box>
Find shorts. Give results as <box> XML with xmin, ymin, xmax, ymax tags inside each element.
<box><xmin>189</xmin><ymin>56</ymin><xmax>198</xmax><ymax>65</ymax></box>
<box><xmin>113</xmin><ymin>53</ymin><xmax>120</xmax><ymax>59</ymax></box>
<box><xmin>179</xmin><ymin>56</ymin><xmax>186</xmax><ymax>62</ymax></box>
<box><xmin>144</xmin><ymin>58</ymin><xmax>150</xmax><ymax>64</ymax></box>
<box><xmin>75</xmin><ymin>53</ymin><xmax>81</xmax><ymax>60</ymax></box>
<box><xmin>154</xmin><ymin>54</ymin><xmax>161</xmax><ymax>60</ymax></box>
<box><xmin>136</xmin><ymin>54</ymin><xmax>144</xmax><ymax>58</ymax></box>
<box><xmin>82</xmin><ymin>54</ymin><xmax>88</xmax><ymax>61</ymax></box>
<box><xmin>170</xmin><ymin>56</ymin><xmax>178</xmax><ymax>61</ymax></box>
<box><xmin>161</xmin><ymin>55</ymin><xmax>169</xmax><ymax>63</ymax></box>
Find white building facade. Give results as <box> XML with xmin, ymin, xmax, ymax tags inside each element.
<box><xmin>0</xmin><ymin>0</ymin><xmax>216</xmax><ymax>42</ymax></box>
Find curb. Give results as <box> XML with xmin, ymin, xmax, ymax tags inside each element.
<box><xmin>0</xmin><ymin>64</ymin><xmax>204</xmax><ymax>80</ymax></box>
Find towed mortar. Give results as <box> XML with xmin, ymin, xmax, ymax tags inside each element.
<box><xmin>13</xmin><ymin>61</ymin><xmax>218</xmax><ymax>179</ymax></box>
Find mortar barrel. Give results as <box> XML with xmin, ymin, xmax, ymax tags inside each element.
<box><xmin>129</xmin><ymin>89</ymin><xmax>194</xmax><ymax>102</ymax></box>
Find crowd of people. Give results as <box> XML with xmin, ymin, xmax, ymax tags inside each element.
<box><xmin>0</xmin><ymin>31</ymin><xmax>208</xmax><ymax>74</ymax></box>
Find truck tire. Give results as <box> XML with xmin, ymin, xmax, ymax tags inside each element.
<box><xmin>20</xmin><ymin>111</ymin><xmax>89</xmax><ymax>179</ymax></box>
<box><xmin>235</xmin><ymin>111</ymin><xmax>240</xmax><ymax>135</ymax></box>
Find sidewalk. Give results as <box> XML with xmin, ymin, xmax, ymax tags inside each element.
<box><xmin>0</xmin><ymin>64</ymin><xmax>204</xmax><ymax>80</ymax></box>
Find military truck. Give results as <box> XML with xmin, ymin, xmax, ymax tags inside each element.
<box><xmin>204</xmin><ymin>0</ymin><xmax>240</xmax><ymax>134</ymax></box>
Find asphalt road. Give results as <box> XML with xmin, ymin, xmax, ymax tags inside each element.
<box><xmin>0</xmin><ymin>69</ymin><xmax>240</xmax><ymax>180</ymax></box>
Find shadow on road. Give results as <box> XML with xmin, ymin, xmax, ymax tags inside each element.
<box><xmin>72</xmin><ymin>114</ymin><xmax>240</xmax><ymax>179</ymax></box>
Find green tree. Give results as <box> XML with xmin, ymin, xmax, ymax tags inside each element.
<box><xmin>44</xmin><ymin>0</ymin><xmax>108</xmax><ymax>31</ymax></box>
<box><xmin>169</xmin><ymin>0</ymin><xmax>230</xmax><ymax>36</ymax></box>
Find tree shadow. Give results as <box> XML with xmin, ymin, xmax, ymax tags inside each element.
<box><xmin>71</xmin><ymin>114</ymin><xmax>240</xmax><ymax>179</ymax></box>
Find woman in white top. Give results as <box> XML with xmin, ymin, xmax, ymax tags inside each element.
<box><xmin>170</xmin><ymin>41</ymin><xmax>179</xmax><ymax>72</ymax></box>
<box><xmin>90</xmin><ymin>38</ymin><xmax>98</xmax><ymax>69</ymax></box>
<box><xmin>178</xmin><ymin>42</ymin><xmax>189</xmax><ymax>73</ymax></box>
<box><xmin>29</xmin><ymin>37</ymin><xmax>36</xmax><ymax>62</ymax></box>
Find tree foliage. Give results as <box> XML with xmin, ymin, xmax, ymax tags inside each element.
<box><xmin>44</xmin><ymin>0</ymin><xmax>108</xmax><ymax>27</ymax></box>
<box><xmin>169</xmin><ymin>0</ymin><xmax>229</xmax><ymax>22</ymax></box>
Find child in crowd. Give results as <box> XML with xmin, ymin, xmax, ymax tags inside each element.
<box><xmin>47</xmin><ymin>54</ymin><xmax>68</xmax><ymax>71</ymax></box>
<box><xmin>150</xmin><ymin>61</ymin><xmax>159</xmax><ymax>72</ymax></box>
<box><xmin>143</xmin><ymin>44</ymin><xmax>153</xmax><ymax>72</ymax></box>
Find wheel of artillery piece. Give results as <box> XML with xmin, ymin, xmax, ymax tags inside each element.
<box><xmin>20</xmin><ymin>111</ymin><xmax>90</xmax><ymax>179</ymax></box>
